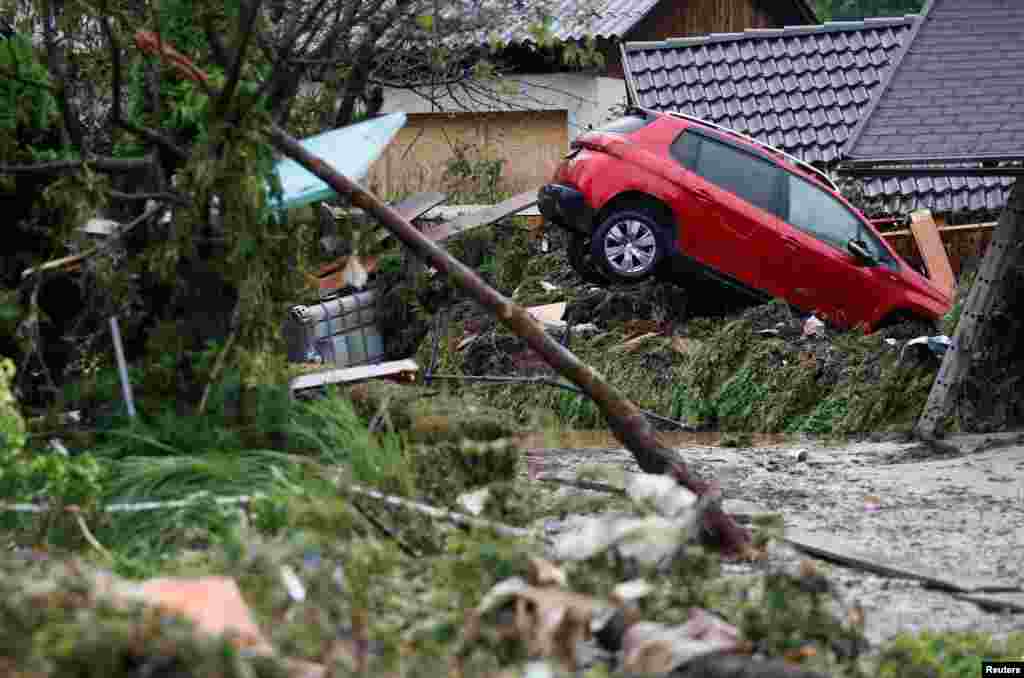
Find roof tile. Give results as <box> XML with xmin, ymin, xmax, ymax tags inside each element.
<box><xmin>623</xmin><ymin>13</ymin><xmax>1013</xmax><ymax>215</ymax></box>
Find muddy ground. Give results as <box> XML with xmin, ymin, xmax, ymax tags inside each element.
<box><xmin>525</xmin><ymin>431</ymin><xmax>1024</xmax><ymax>645</ymax></box>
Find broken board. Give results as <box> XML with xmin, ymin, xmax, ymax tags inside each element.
<box><xmin>909</xmin><ymin>209</ymin><xmax>956</xmax><ymax>297</ymax></box>
<box><xmin>785</xmin><ymin>530</ymin><xmax>1020</xmax><ymax>594</ymax></box>
<box><xmin>418</xmin><ymin>190</ymin><xmax>539</xmax><ymax>242</ymax></box>
<box><xmin>289</xmin><ymin>358</ymin><xmax>419</xmax><ymax>393</ymax></box>
<box><xmin>273</xmin><ymin>112</ymin><xmax>406</xmax><ymax>211</ymax></box>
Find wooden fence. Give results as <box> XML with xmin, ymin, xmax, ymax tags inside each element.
<box><xmin>882</xmin><ymin>222</ymin><xmax>996</xmax><ymax>279</ymax></box>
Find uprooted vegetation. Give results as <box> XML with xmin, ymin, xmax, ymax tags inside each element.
<box><xmin>3</xmin><ymin>370</ymin><xmax>1024</xmax><ymax>677</ymax></box>
<box><xmin>387</xmin><ymin>215</ymin><xmax>1023</xmax><ymax>437</ymax></box>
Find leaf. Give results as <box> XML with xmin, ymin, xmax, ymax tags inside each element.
<box><xmin>415</xmin><ymin>14</ymin><xmax>434</xmax><ymax>31</ymax></box>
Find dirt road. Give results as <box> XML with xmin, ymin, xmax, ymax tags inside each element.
<box><xmin>525</xmin><ymin>432</ymin><xmax>1024</xmax><ymax>644</ymax></box>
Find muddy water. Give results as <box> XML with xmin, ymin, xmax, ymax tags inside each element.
<box><xmin>519</xmin><ymin>430</ymin><xmax>794</xmax><ymax>449</ymax></box>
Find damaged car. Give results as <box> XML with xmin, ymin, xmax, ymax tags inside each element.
<box><xmin>538</xmin><ymin>109</ymin><xmax>952</xmax><ymax>331</ymax></box>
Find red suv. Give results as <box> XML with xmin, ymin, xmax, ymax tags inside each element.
<box><xmin>538</xmin><ymin>110</ymin><xmax>952</xmax><ymax>331</ymax></box>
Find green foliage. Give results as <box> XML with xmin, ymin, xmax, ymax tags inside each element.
<box><xmin>0</xmin><ymin>31</ymin><xmax>57</xmax><ymax>142</ymax></box>
<box><xmin>443</xmin><ymin>142</ymin><xmax>508</xmax><ymax>205</ymax></box>
<box><xmin>0</xmin><ymin>357</ymin><xmax>25</xmax><ymax>454</ymax></box>
<box><xmin>875</xmin><ymin>631</ymin><xmax>1024</xmax><ymax>678</ymax></box>
<box><xmin>814</xmin><ymin>0</ymin><xmax>926</xmax><ymax>21</ymax></box>
<box><xmin>0</xmin><ymin>558</ymin><xmax>288</xmax><ymax>677</ymax></box>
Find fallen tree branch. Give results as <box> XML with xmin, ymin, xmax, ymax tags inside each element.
<box><xmin>0</xmin><ymin>156</ymin><xmax>156</xmax><ymax>177</ymax></box>
<box><xmin>347</xmin><ymin>485</ymin><xmax>538</xmax><ymax>542</ymax></box>
<box><xmin>262</xmin><ymin>129</ymin><xmax>751</xmax><ymax>556</ymax></box>
<box><xmin>134</xmin><ymin>31</ymin><xmax>753</xmax><ymax>557</ymax></box>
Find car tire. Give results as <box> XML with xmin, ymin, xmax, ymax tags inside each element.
<box><xmin>590</xmin><ymin>209</ymin><xmax>669</xmax><ymax>283</ymax></box>
<box><xmin>567</xmin><ymin>235</ymin><xmax>609</xmax><ymax>285</ymax></box>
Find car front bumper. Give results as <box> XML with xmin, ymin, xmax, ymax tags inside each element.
<box><xmin>537</xmin><ymin>184</ymin><xmax>593</xmax><ymax>236</ymax></box>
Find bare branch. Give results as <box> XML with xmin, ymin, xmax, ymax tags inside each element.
<box><xmin>43</xmin><ymin>0</ymin><xmax>86</xmax><ymax>150</ymax></box>
<box><xmin>215</xmin><ymin>0</ymin><xmax>263</xmax><ymax>120</ymax></box>
<box><xmin>0</xmin><ymin>156</ymin><xmax>154</xmax><ymax>176</ymax></box>
<box><xmin>101</xmin><ymin>15</ymin><xmax>189</xmax><ymax>161</ymax></box>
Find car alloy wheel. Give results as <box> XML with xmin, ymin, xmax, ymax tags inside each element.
<box><xmin>591</xmin><ymin>209</ymin><xmax>666</xmax><ymax>282</ymax></box>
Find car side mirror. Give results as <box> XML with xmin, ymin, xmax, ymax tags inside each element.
<box><xmin>847</xmin><ymin>239</ymin><xmax>877</xmax><ymax>267</ymax></box>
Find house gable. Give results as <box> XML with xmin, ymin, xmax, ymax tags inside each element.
<box><xmin>843</xmin><ymin>0</ymin><xmax>1024</xmax><ymax>164</ymax></box>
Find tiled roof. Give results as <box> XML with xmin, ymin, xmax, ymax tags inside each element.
<box><xmin>506</xmin><ymin>0</ymin><xmax>816</xmax><ymax>43</ymax></box>
<box><xmin>548</xmin><ymin>0</ymin><xmax>663</xmax><ymax>41</ymax></box>
<box><xmin>622</xmin><ymin>17</ymin><xmax>1013</xmax><ymax>216</ymax></box>
<box><xmin>845</xmin><ymin>0</ymin><xmax>1024</xmax><ymax>163</ymax></box>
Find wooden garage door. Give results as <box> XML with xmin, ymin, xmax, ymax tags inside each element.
<box><xmin>366</xmin><ymin>110</ymin><xmax>569</xmax><ymax>200</ymax></box>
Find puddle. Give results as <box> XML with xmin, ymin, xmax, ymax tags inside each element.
<box><xmin>519</xmin><ymin>430</ymin><xmax>795</xmax><ymax>450</ymax></box>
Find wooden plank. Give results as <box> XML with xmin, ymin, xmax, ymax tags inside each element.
<box><xmin>316</xmin><ymin>191</ymin><xmax>449</xmax><ymax>277</ymax></box>
<box><xmin>909</xmin><ymin>210</ymin><xmax>956</xmax><ymax>296</ymax></box>
<box><xmin>289</xmin><ymin>359</ymin><xmax>419</xmax><ymax>393</ymax></box>
<box><xmin>916</xmin><ymin>180</ymin><xmax>1024</xmax><ymax>439</ymax></box>
<box><xmin>418</xmin><ymin>190</ymin><xmax>539</xmax><ymax>242</ymax></box>
<box><xmin>785</xmin><ymin>530</ymin><xmax>1020</xmax><ymax>593</ymax></box>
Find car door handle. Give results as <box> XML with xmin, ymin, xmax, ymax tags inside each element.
<box><xmin>694</xmin><ymin>189</ymin><xmax>713</xmax><ymax>203</ymax></box>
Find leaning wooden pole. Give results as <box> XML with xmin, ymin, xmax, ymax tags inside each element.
<box><xmin>134</xmin><ymin>31</ymin><xmax>750</xmax><ymax>556</ymax></box>
<box><xmin>916</xmin><ymin>180</ymin><xmax>1023</xmax><ymax>439</ymax></box>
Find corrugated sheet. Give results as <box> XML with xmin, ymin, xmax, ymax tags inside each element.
<box><xmin>623</xmin><ymin>17</ymin><xmax>1012</xmax><ymax>216</ymax></box>
<box><xmin>500</xmin><ymin>0</ymin><xmax>662</xmax><ymax>43</ymax></box>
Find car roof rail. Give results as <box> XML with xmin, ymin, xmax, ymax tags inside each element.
<box><xmin>635</xmin><ymin>106</ymin><xmax>841</xmax><ymax>193</ymax></box>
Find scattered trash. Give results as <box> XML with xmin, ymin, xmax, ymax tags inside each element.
<box><xmin>900</xmin><ymin>335</ymin><xmax>952</xmax><ymax>363</ymax></box>
<box><xmin>527</xmin><ymin>302</ymin><xmax>568</xmax><ymax>329</ymax></box>
<box><xmin>280</xmin><ymin>565</ymin><xmax>307</xmax><ymax>602</ymax></box>
<box><xmin>802</xmin><ymin>315</ymin><xmax>826</xmax><ymax>338</ymax></box>
<box><xmin>620</xmin><ymin>615</ymin><xmax>740</xmax><ymax>675</ymax></box>
<box><xmin>540</xmin><ymin>281</ymin><xmax>560</xmax><ymax>292</ymax></box>
<box><xmin>289</xmin><ymin>359</ymin><xmax>419</xmax><ymax>394</ymax></box>
<box><xmin>124</xmin><ymin>576</ymin><xmax>274</xmax><ymax>652</ymax></box>
<box><xmin>791</xmin><ymin>449</ymin><xmax>809</xmax><ymax>463</ymax></box>
<box><xmin>456</xmin><ymin>486</ymin><xmax>491</xmax><ymax>516</ymax></box>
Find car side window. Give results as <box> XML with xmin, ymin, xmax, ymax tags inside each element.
<box><xmin>670</xmin><ymin>131</ymin><xmax>700</xmax><ymax>171</ymax></box>
<box><xmin>785</xmin><ymin>175</ymin><xmax>894</xmax><ymax>265</ymax></box>
<box><xmin>672</xmin><ymin>132</ymin><xmax>785</xmax><ymax>218</ymax></box>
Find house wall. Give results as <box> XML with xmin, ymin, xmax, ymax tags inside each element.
<box><xmin>627</xmin><ymin>0</ymin><xmax>775</xmax><ymax>43</ymax></box>
<box><xmin>370</xmin><ymin>74</ymin><xmax>627</xmax><ymax>196</ymax></box>
<box><xmin>366</xmin><ymin>110</ymin><xmax>569</xmax><ymax>198</ymax></box>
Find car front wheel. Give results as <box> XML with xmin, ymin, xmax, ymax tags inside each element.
<box><xmin>590</xmin><ymin>209</ymin><xmax>667</xmax><ymax>283</ymax></box>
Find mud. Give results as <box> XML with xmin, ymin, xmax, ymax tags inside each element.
<box><xmin>524</xmin><ymin>432</ymin><xmax>1024</xmax><ymax>645</ymax></box>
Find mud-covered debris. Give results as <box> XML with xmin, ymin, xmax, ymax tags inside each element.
<box><xmin>620</xmin><ymin>614</ymin><xmax>740</xmax><ymax>675</ymax></box>
<box><xmin>564</xmin><ymin>280</ymin><xmax>689</xmax><ymax>330</ymax></box>
<box><xmin>458</xmin><ymin>487</ymin><xmax>492</xmax><ymax>516</ymax></box>
<box><xmin>624</xmin><ymin>473</ymin><xmax>698</xmax><ymax>519</ymax></box>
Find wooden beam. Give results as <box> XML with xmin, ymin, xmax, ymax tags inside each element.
<box><xmin>916</xmin><ymin>180</ymin><xmax>1024</xmax><ymax>439</ymax></box>
<box><xmin>909</xmin><ymin>209</ymin><xmax>956</xmax><ymax>297</ymax></box>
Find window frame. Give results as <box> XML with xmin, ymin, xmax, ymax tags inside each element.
<box><xmin>782</xmin><ymin>172</ymin><xmax>898</xmax><ymax>270</ymax></box>
<box><xmin>670</xmin><ymin>127</ymin><xmax>788</xmax><ymax>220</ymax></box>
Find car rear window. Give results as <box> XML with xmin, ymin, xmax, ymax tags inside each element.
<box><xmin>673</xmin><ymin>131</ymin><xmax>785</xmax><ymax>219</ymax></box>
<box><xmin>594</xmin><ymin>115</ymin><xmax>653</xmax><ymax>135</ymax></box>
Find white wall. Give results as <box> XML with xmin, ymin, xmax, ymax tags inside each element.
<box><xmin>378</xmin><ymin>73</ymin><xmax>628</xmax><ymax>141</ymax></box>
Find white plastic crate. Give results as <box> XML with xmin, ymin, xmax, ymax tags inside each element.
<box><xmin>284</xmin><ymin>290</ymin><xmax>384</xmax><ymax>367</ymax></box>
